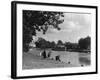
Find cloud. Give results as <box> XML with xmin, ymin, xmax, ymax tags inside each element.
<box><xmin>58</xmin><ymin>13</ymin><xmax>91</xmax><ymax>33</ymax></box>
<box><xmin>64</xmin><ymin>13</ymin><xmax>91</xmax><ymax>27</ymax></box>
<box><xmin>59</xmin><ymin>21</ymin><xmax>81</xmax><ymax>33</ymax></box>
<box><xmin>65</xmin><ymin>21</ymin><xmax>80</xmax><ymax>29</ymax></box>
<box><xmin>45</xmin><ymin>20</ymin><xmax>81</xmax><ymax>34</ymax></box>
<box><xmin>68</xmin><ymin>21</ymin><xmax>76</xmax><ymax>28</ymax></box>
<box><xmin>43</xmin><ymin>13</ymin><xmax>91</xmax><ymax>34</ymax></box>
<box><xmin>51</xmin><ymin>28</ymin><xmax>59</xmax><ymax>33</ymax></box>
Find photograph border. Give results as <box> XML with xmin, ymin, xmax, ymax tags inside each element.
<box><xmin>11</xmin><ymin>1</ymin><xmax>98</xmax><ymax>79</ymax></box>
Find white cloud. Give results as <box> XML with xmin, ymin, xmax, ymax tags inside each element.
<box><xmin>68</xmin><ymin>21</ymin><xmax>76</xmax><ymax>28</ymax></box>
<box><xmin>52</xmin><ymin>29</ymin><xmax>59</xmax><ymax>33</ymax></box>
<box><xmin>59</xmin><ymin>20</ymin><xmax>82</xmax><ymax>33</ymax></box>
<box><xmin>58</xmin><ymin>13</ymin><xmax>91</xmax><ymax>33</ymax></box>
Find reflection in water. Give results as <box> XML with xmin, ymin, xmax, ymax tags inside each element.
<box><xmin>79</xmin><ymin>57</ymin><xmax>90</xmax><ymax>65</ymax></box>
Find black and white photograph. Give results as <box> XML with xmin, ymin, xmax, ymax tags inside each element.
<box><xmin>23</xmin><ymin>10</ymin><xmax>91</xmax><ymax>69</ymax></box>
<box><xmin>11</xmin><ymin>1</ymin><xmax>97</xmax><ymax>79</ymax></box>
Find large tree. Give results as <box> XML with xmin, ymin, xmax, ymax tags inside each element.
<box><xmin>35</xmin><ymin>37</ymin><xmax>56</xmax><ymax>49</ymax></box>
<box><xmin>78</xmin><ymin>36</ymin><xmax>91</xmax><ymax>49</ymax></box>
<box><xmin>23</xmin><ymin>10</ymin><xmax>64</xmax><ymax>52</ymax></box>
<box><xmin>35</xmin><ymin>37</ymin><xmax>46</xmax><ymax>49</ymax></box>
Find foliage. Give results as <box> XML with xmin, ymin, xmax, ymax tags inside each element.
<box><xmin>78</xmin><ymin>36</ymin><xmax>91</xmax><ymax>49</ymax></box>
<box><xmin>35</xmin><ymin>37</ymin><xmax>47</xmax><ymax>49</ymax></box>
<box><xmin>65</xmin><ymin>42</ymin><xmax>78</xmax><ymax>50</ymax></box>
<box><xmin>57</xmin><ymin>40</ymin><xmax>63</xmax><ymax>46</ymax></box>
<box><xmin>35</xmin><ymin>37</ymin><xmax>56</xmax><ymax>49</ymax></box>
<box><xmin>23</xmin><ymin>10</ymin><xmax>64</xmax><ymax>52</ymax></box>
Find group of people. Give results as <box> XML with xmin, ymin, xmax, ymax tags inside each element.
<box><xmin>40</xmin><ymin>50</ymin><xmax>61</xmax><ymax>61</ymax></box>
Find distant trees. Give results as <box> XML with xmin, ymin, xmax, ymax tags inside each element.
<box><xmin>49</xmin><ymin>41</ymin><xmax>56</xmax><ymax>48</ymax></box>
<box><xmin>51</xmin><ymin>40</ymin><xmax>64</xmax><ymax>51</ymax></box>
<box><xmin>65</xmin><ymin>42</ymin><xmax>71</xmax><ymax>49</ymax></box>
<box><xmin>35</xmin><ymin>37</ymin><xmax>56</xmax><ymax>49</ymax></box>
<box><xmin>78</xmin><ymin>36</ymin><xmax>91</xmax><ymax>50</ymax></box>
<box><xmin>35</xmin><ymin>36</ymin><xmax>91</xmax><ymax>52</ymax></box>
<box><xmin>64</xmin><ymin>36</ymin><xmax>91</xmax><ymax>52</ymax></box>
<box><xmin>57</xmin><ymin>40</ymin><xmax>63</xmax><ymax>46</ymax></box>
<box><xmin>35</xmin><ymin>37</ymin><xmax>47</xmax><ymax>49</ymax></box>
<box><xmin>65</xmin><ymin>42</ymin><xmax>78</xmax><ymax>50</ymax></box>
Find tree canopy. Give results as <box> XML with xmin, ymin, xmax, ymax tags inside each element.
<box><xmin>23</xmin><ymin>10</ymin><xmax>64</xmax><ymax>52</ymax></box>
<box><xmin>78</xmin><ymin>36</ymin><xmax>91</xmax><ymax>49</ymax></box>
<box><xmin>35</xmin><ymin>37</ymin><xmax>56</xmax><ymax>49</ymax></box>
<box><xmin>57</xmin><ymin>40</ymin><xmax>63</xmax><ymax>46</ymax></box>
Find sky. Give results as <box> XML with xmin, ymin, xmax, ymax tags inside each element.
<box><xmin>34</xmin><ymin>12</ymin><xmax>91</xmax><ymax>43</ymax></box>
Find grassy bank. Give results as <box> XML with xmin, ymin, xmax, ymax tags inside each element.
<box><xmin>22</xmin><ymin>48</ymin><xmax>90</xmax><ymax>69</ymax></box>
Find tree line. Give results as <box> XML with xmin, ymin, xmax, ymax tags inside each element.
<box><xmin>34</xmin><ymin>36</ymin><xmax>91</xmax><ymax>52</ymax></box>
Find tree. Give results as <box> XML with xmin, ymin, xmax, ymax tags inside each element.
<box><xmin>65</xmin><ymin>42</ymin><xmax>71</xmax><ymax>49</ymax></box>
<box><xmin>35</xmin><ymin>37</ymin><xmax>47</xmax><ymax>49</ymax></box>
<box><xmin>78</xmin><ymin>36</ymin><xmax>91</xmax><ymax>49</ymax></box>
<box><xmin>50</xmin><ymin>41</ymin><xmax>56</xmax><ymax>48</ymax></box>
<box><xmin>23</xmin><ymin>10</ymin><xmax>64</xmax><ymax>52</ymax></box>
<box><xmin>57</xmin><ymin>40</ymin><xmax>63</xmax><ymax>46</ymax></box>
<box><xmin>35</xmin><ymin>37</ymin><xmax>56</xmax><ymax>49</ymax></box>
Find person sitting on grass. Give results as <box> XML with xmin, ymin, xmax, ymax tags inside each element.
<box><xmin>47</xmin><ymin>51</ymin><xmax>51</xmax><ymax>58</ymax></box>
<box><xmin>55</xmin><ymin>55</ymin><xmax>61</xmax><ymax>61</ymax></box>
<box><xmin>42</xmin><ymin>50</ymin><xmax>46</xmax><ymax>59</ymax></box>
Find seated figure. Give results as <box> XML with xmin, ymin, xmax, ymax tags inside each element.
<box><xmin>55</xmin><ymin>55</ymin><xmax>61</xmax><ymax>61</ymax></box>
<box><xmin>42</xmin><ymin>50</ymin><xmax>46</xmax><ymax>59</ymax></box>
